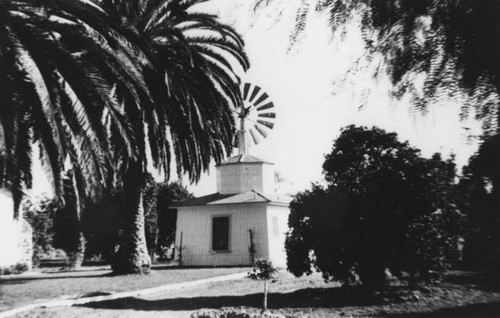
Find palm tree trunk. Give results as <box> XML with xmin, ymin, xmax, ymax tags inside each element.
<box><xmin>111</xmin><ymin>162</ymin><xmax>151</xmax><ymax>275</ymax></box>
<box><xmin>67</xmin><ymin>233</ymin><xmax>86</xmax><ymax>269</ymax></box>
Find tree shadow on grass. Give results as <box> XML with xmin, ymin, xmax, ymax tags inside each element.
<box><xmin>79</xmin><ymin>285</ymin><xmax>413</xmax><ymax>312</ymax></box>
<box><xmin>443</xmin><ymin>271</ymin><xmax>498</xmax><ymax>291</ymax></box>
<box><xmin>79</xmin><ymin>294</ymin><xmax>500</xmax><ymax>317</ymax></box>
<box><xmin>384</xmin><ymin>302</ymin><xmax>500</xmax><ymax>318</ymax></box>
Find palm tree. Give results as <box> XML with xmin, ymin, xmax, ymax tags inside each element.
<box><xmin>98</xmin><ymin>0</ymin><xmax>249</xmax><ymax>274</ymax></box>
<box><xmin>0</xmin><ymin>0</ymin><xmax>144</xmax><ymax>218</ymax></box>
<box><xmin>1</xmin><ymin>0</ymin><xmax>248</xmax><ymax>274</ymax></box>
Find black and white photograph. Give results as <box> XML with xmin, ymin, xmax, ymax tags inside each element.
<box><xmin>0</xmin><ymin>0</ymin><xmax>499</xmax><ymax>317</ymax></box>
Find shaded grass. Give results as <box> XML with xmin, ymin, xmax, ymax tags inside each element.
<box><xmin>383</xmin><ymin>302</ymin><xmax>500</xmax><ymax>318</ymax></box>
<box><xmin>4</xmin><ymin>270</ymin><xmax>500</xmax><ymax>317</ymax></box>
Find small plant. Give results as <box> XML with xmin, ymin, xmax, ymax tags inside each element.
<box><xmin>248</xmin><ymin>259</ymin><xmax>278</xmax><ymax>312</ymax></box>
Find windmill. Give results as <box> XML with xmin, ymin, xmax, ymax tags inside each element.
<box><xmin>234</xmin><ymin>83</ymin><xmax>276</xmax><ymax>155</ymax></box>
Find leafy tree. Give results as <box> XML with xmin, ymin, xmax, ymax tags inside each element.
<box><xmin>81</xmin><ymin>178</ymin><xmax>193</xmax><ymax>263</ymax></box>
<box><xmin>286</xmin><ymin>125</ymin><xmax>461</xmax><ymax>289</ymax></box>
<box><xmin>143</xmin><ymin>178</ymin><xmax>193</xmax><ymax>259</ymax></box>
<box><xmin>253</xmin><ymin>0</ymin><xmax>499</xmax><ymax>130</ymax></box>
<box><xmin>458</xmin><ymin>135</ymin><xmax>500</xmax><ymax>281</ymax></box>
<box><xmin>22</xmin><ymin>195</ymin><xmax>58</xmax><ymax>265</ymax></box>
<box><xmin>154</xmin><ymin>181</ymin><xmax>194</xmax><ymax>258</ymax></box>
<box><xmin>253</xmin><ymin>2</ymin><xmax>500</xmax><ymax>248</ymax></box>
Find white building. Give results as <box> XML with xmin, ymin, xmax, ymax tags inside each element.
<box><xmin>0</xmin><ymin>189</ymin><xmax>32</xmax><ymax>270</ymax></box>
<box><xmin>174</xmin><ymin>154</ymin><xmax>291</xmax><ymax>267</ymax></box>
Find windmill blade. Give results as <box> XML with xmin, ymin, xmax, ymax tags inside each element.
<box><xmin>249</xmin><ymin>85</ymin><xmax>261</xmax><ymax>103</ymax></box>
<box><xmin>254</xmin><ymin>124</ymin><xmax>269</xmax><ymax>138</ymax></box>
<box><xmin>242</xmin><ymin>83</ymin><xmax>251</xmax><ymax>100</ymax></box>
<box><xmin>256</xmin><ymin>102</ymin><xmax>274</xmax><ymax>111</ymax></box>
<box><xmin>253</xmin><ymin>92</ymin><xmax>269</xmax><ymax>107</ymax></box>
<box><xmin>249</xmin><ymin>128</ymin><xmax>260</xmax><ymax>145</ymax></box>
<box><xmin>237</xmin><ymin>82</ymin><xmax>276</xmax><ymax>150</ymax></box>
<box><xmin>257</xmin><ymin>120</ymin><xmax>275</xmax><ymax>130</ymax></box>
<box><xmin>258</xmin><ymin>112</ymin><xmax>276</xmax><ymax>119</ymax></box>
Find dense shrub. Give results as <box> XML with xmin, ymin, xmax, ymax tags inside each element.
<box><xmin>0</xmin><ymin>263</ymin><xmax>29</xmax><ymax>275</ymax></box>
<box><xmin>82</xmin><ymin>190</ymin><xmax>123</xmax><ymax>262</ymax></box>
<box><xmin>52</xmin><ymin>171</ymin><xmax>86</xmax><ymax>267</ymax></box>
<box><xmin>457</xmin><ymin>135</ymin><xmax>500</xmax><ymax>280</ymax></box>
<box><xmin>143</xmin><ymin>179</ymin><xmax>193</xmax><ymax>258</ymax></box>
<box><xmin>22</xmin><ymin>174</ymin><xmax>193</xmax><ymax>264</ymax></box>
<box><xmin>143</xmin><ymin>176</ymin><xmax>160</xmax><ymax>258</ymax></box>
<box><xmin>155</xmin><ymin>181</ymin><xmax>193</xmax><ymax>257</ymax></box>
<box><xmin>286</xmin><ymin>125</ymin><xmax>461</xmax><ymax>289</ymax></box>
<box><xmin>22</xmin><ymin>195</ymin><xmax>58</xmax><ymax>265</ymax></box>
<box><xmin>82</xmin><ymin>179</ymin><xmax>193</xmax><ymax>261</ymax></box>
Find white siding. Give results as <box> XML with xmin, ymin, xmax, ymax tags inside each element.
<box><xmin>175</xmin><ymin>203</ymin><xmax>269</xmax><ymax>266</ymax></box>
<box><xmin>216</xmin><ymin>163</ymin><xmax>273</xmax><ymax>194</ymax></box>
<box><xmin>0</xmin><ymin>190</ymin><xmax>32</xmax><ymax>269</ymax></box>
<box><xmin>266</xmin><ymin>205</ymin><xmax>290</xmax><ymax>268</ymax></box>
<box><xmin>261</xmin><ymin>164</ymin><xmax>274</xmax><ymax>194</ymax></box>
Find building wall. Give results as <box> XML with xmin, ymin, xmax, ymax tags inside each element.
<box><xmin>266</xmin><ymin>205</ymin><xmax>290</xmax><ymax>268</ymax></box>
<box><xmin>0</xmin><ymin>190</ymin><xmax>32</xmax><ymax>270</ymax></box>
<box><xmin>261</xmin><ymin>164</ymin><xmax>274</xmax><ymax>194</ymax></box>
<box><xmin>216</xmin><ymin>163</ymin><xmax>273</xmax><ymax>194</ymax></box>
<box><xmin>175</xmin><ymin>203</ymin><xmax>270</xmax><ymax>266</ymax></box>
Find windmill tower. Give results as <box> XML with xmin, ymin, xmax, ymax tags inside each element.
<box><xmin>217</xmin><ymin>83</ymin><xmax>276</xmax><ymax>194</ymax></box>
<box><xmin>173</xmin><ymin>83</ymin><xmax>290</xmax><ymax>267</ymax></box>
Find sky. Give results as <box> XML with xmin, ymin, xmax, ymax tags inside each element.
<box><xmin>28</xmin><ymin>0</ymin><xmax>483</xmax><ymax>198</ymax></box>
<box><xmin>183</xmin><ymin>0</ymin><xmax>483</xmax><ymax>197</ymax></box>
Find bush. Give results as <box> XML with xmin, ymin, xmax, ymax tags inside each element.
<box><xmin>457</xmin><ymin>135</ymin><xmax>500</xmax><ymax>277</ymax></box>
<box><xmin>22</xmin><ymin>195</ymin><xmax>58</xmax><ymax>265</ymax></box>
<box><xmin>82</xmin><ymin>178</ymin><xmax>193</xmax><ymax>262</ymax></box>
<box><xmin>286</xmin><ymin>126</ymin><xmax>461</xmax><ymax>289</ymax></box>
<box><xmin>82</xmin><ymin>190</ymin><xmax>123</xmax><ymax>262</ymax></box>
<box><xmin>143</xmin><ymin>179</ymin><xmax>193</xmax><ymax>258</ymax></box>
<box><xmin>1</xmin><ymin>262</ymin><xmax>29</xmax><ymax>275</ymax></box>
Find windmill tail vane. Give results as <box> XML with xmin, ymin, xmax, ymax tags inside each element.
<box><xmin>236</xmin><ymin>83</ymin><xmax>276</xmax><ymax>155</ymax></box>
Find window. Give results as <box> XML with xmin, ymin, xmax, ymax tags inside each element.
<box><xmin>212</xmin><ymin>216</ymin><xmax>229</xmax><ymax>251</ymax></box>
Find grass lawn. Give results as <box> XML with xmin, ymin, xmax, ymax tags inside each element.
<box><xmin>0</xmin><ymin>264</ymin><xmax>249</xmax><ymax>312</ymax></box>
<box><xmin>6</xmin><ymin>270</ymin><xmax>500</xmax><ymax>318</ymax></box>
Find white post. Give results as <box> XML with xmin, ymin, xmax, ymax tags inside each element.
<box><xmin>263</xmin><ymin>279</ymin><xmax>268</xmax><ymax>311</ymax></box>
<box><xmin>238</xmin><ymin>117</ymin><xmax>248</xmax><ymax>155</ymax></box>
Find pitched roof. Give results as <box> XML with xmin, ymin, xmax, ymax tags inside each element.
<box><xmin>171</xmin><ymin>190</ymin><xmax>290</xmax><ymax>207</ymax></box>
<box><xmin>219</xmin><ymin>154</ymin><xmax>273</xmax><ymax>165</ymax></box>
<box><xmin>170</xmin><ymin>193</ymin><xmax>233</xmax><ymax>207</ymax></box>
